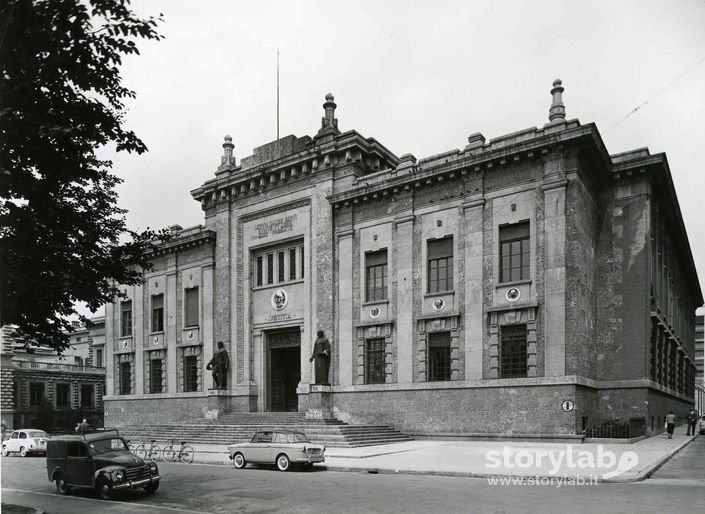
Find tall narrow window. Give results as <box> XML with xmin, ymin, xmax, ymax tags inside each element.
<box><xmin>267</xmin><ymin>253</ymin><xmax>274</xmax><ymax>284</ymax></box>
<box><xmin>289</xmin><ymin>248</ymin><xmax>297</xmax><ymax>280</ymax></box>
<box><xmin>29</xmin><ymin>382</ymin><xmax>45</xmax><ymax>406</ymax></box>
<box><xmin>56</xmin><ymin>383</ymin><xmax>70</xmax><ymax>408</ymax></box>
<box><xmin>151</xmin><ymin>294</ymin><xmax>164</xmax><ymax>333</ymax></box>
<box><xmin>81</xmin><ymin>384</ymin><xmax>95</xmax><ymax>407</ymax></box>
<box><xmin>365</xmin><ymin>250</ymin><xmax>388</xmax><ymax>302</ymax></box>
<box><xmin>95</xmin><ymin>348</ymin><xmax>103</xmax><ymax>368</ymax></box>
<box><xmin>300</xmin><ymin>246</ymin><xmax>305</xmax><ymax>278</ymax></box>
<box><xmin>120</xmin><ymin>300</ymin><xmax>132</xmax><ymax>337</ymax></box>
<box><xmin>365</xmin><ymin>338</ymin><xmax>386</xmax><ymax>384</ymax></box>
<box><xmin>150</xmin><ymin>358</ymin><xmax>163</xmax><ymax>394</ymax></box>
<box><xmin>184</xmin><ymin>287</ymin><xmax>199</xmax><ymax>327</ymax></box>
<box><xmin>184</xmin><ymin>356</ymin><xmax>198</xmax><ymax>392</ymax></box>
<box><xmin>278</xmin><ymin>251</ymin><xmax>285</xmax><ymax>283</ymax></box>
<box><xmin>428</xmin><ymin>332</ymin><xmax>451</xmax><ymax>381</ymax></box>
<box><xmin>499</xmin><ymin>222</ymin><xmax>530</xmax><ymax>282</ymax></box>
<box><xmin>428</xmin><ymin>237</ymin><xmax>453</xmax><ymax>293</ymax></box>
<box><xmin>120</xmin><ymin>361</ymin><xmax>132</xmax><ymax>395</ymax></box>
<box><xmin>500</xmin><ymin>324</ymin><xmax>527</xmax><ymax>378</ymax></box>
<box><xmin>256</xmin><ymin>255</ymin><xmax>263</xmax><ymax>286</ymax></box>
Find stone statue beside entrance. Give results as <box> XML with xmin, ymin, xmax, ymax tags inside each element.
<box><xmin>309</xmin><ymin>330</ymin><xmax>331</xmax><ymax>384</ymax></box>
<box><xmin>207</xmin><ymin>341</ymin><xmax>230</xmax><ymax>389</ymax></box>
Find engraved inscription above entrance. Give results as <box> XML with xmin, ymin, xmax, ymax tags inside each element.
<box><xmin>256</xmin><ymin>215</ymin><xmax>297</xmax><ymax>238</ymax></box>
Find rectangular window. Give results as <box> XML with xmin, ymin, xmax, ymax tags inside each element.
<box><xmin>365</xmin><ymin>250</ymin><xmax>388</xmax><ymax>302</ymax></box>
<box><xmin>120</xmin><ymin>300</ymin><xmax>132</xmax><ymax>337</ymax></box>
<box><xmin>184</xmin><ymin>356</ymin><xmax>198</xmax><ymax>392</ymax></box>
<box><xmin>184</xmin><ymin>287</ymin><xmax>199</xmax><ymax>327</ymax></box>
<box><xmin>365</xmin><ymin>338</ymin><xmax>386</xmax><ymax>384</ymax></box>
<box><xmin>500</xmin><ymin>324</ymin><xmax>527</xmax><ymax>378</ymax></box>
<box><xmin>151</xmin><ymin>294</ymin><xmax>164</xmax><ymax>333</ymax></box>
<box><xmin>500</xmin><ymin>222</ymin><xmax>530</xmax><ymax>283</ymax></box>
<box><xmin>56</xmin><ymin>383</ymin><xmax>71</xmax><ymax>408</ymax></box>
<box><xmin>29</xmin><ymin>382</ymin><xmax>45</xmax><ymax>406</ymax></box>
<box><xmin>428</xmin><ymin>332</ymin><xmax>451</xmax><ymax>381</ymax></box>
<box><xmin>80</xmin><ymin>384</ymin><xmax>95</xmax><ymax>407</ymax></box>
<box><xmin>95</xmin><ymin>348</ymin><xmax>103</xmax><ymax>368</ymax></box>
<box><xmin>278</xmin><ymin>251</ymin><xmax>285</xmax><ymax>283</ymax></box>
<box><xmin>150</xmin><ymin>358</ymin><xmax>163</xmax><ymax>394</ymax></box>
<box><xmin>428</xmin><ymin>237</ymin><xmax>453</xmax><ymax>293</ymax></box>
<box><xmin>267</xmin><ymin>253</ymin><xmax>274</xmax><ymax>284</ymax></box>
<box><xmin>300</xmin><ymin>246</ymin><xmax>305</xmax><ymax>278</ymax></box>
<box><xmin>120</xmin><ymin>361</ymin><xmax>132</xmax><ymax>395</ymax></box>
<box><xmin>256</xmin><ymin>255</ymin><xmax>263</xmax><ymax>286</ymax></box>
<box><xmin>289</xmin><ymin>248</ymin><xmax>297</xmax><ymax>280</ymax></box>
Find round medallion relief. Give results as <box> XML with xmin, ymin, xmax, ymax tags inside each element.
<box><xmin>505</xmin><ymin>287</ymin><xmax>521</xmax><ymax>302</ymax></box>
<box><xmin>271</xmin><ymin>289</ymin><xmax>288</xmax><ymax>311</ymax></box>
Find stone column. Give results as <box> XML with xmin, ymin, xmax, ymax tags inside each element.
<box><xmin>463</xmin><ymin>200</ymin><xmax>484</xmax><ymax>380</ymax></box>
<box><xmin>337</xmin><ymin>230</ymin><xmax>354</xmax><ymax>385</ymax></box>
<box><xmin>542</xmin><ymin>178</ymin><xmax>568</xmax><ymax>376</ymax></box>
<box><xmin>394</xmin><ymin>216</ymin><xmax>415</xmax><ymax>383</ymax></box>
<box><xmin>133</xmin><ymin>283</ymin><xmax>145</xmax><ymax>394</ymax></box>
<box><xmin>202</xmin><ymin>263</ymin><xmax>216</xmax><ymax>388</ymax></box>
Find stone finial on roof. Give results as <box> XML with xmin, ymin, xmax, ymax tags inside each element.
<box><xmin>548</xmin><ymin>79</ymin><xmax>566</xmax><ymax>123</ymax></box>
<box><xmin>221</xmin><ymin>134</ymin><xmax>235</xmax><ymax>166</ymax></box>
<box><xmin>317</xmin><ymin>93</ymin><xmax>340</xmax><ymax>137</ymax></box>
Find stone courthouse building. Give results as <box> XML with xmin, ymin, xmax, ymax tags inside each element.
<box><xmin>104</xmin><ymin>81</ymin><xmax>702</xmax><ymax>437</ymax></box>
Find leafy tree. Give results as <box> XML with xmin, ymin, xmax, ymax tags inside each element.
<box><xmin>0</xmin><ymin>0</ymin><xmax>169</xmax><ymax>353</ymax></box>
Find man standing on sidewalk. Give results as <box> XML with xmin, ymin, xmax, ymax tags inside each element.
<box><xmin>686</xmin><ymin>408</ymin><xmax>699</xmax><ymax>436</ymax></box>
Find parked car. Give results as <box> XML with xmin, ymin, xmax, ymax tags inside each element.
<box><xmin>1</xmin><ymin>429</ymin><xmax>48</xmax><ymax>457</ymax></box>
<box><xmin>228</xmin><ymin>430</ymin><xmax>325</xmax><ymax>471</ymax></box>
<box><xmin>46</xmin><ymin>429</ymin><xmax>160</xmax><ymax>500</ymax></box>
<box><xmin>700</xmin><ymin>415</ymin><xmax>705</xmax><ymax>435</ymax></box>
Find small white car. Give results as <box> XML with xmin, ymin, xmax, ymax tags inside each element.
<box><xmin>228</xmin><ymin>430</ymin><xmax>325</xmax><ymax>471</ymax></box>
<box><xmin>1</xmin><ymin>429</ymin><xmax>49</xmax><ymax>457</ymax></box>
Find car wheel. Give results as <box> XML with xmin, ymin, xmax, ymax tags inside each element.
<box><xmin>232</xmin><ymin>452</ymin><xmax>246</xmax><ymax>469</ymax></box>
<box><xmin>96</xmin><ymin>477</ymin><xmax>113</xmax><ymax>500</ymax></box>
<box><xmin>19</xmin><ymin>446</ymin><xmax>27</xmax><ymax>457</ymax></box>
<box><xmin>145</xmin><ymin>481</ymin><xmax>159</xmax><ymax>494</ymax></box>
<box><xmin>1</xmin><ymin>445</ymin><xmax>7</xmax><ymax>457</ymax></box>
<box><xmin>276</xmin><ymin>453</ymin><xmax>290</xmax><ymax>472</ymax></box>
<box><xmin>55</xmin><ymin>472</ymin><xmax>71</xmax><ymax>495</ymax></box>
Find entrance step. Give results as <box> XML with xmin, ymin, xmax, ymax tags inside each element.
<box><xmin>118</xmin><ymin>421</ymin><xmax>412</xmax><ymax>448</ymax></box>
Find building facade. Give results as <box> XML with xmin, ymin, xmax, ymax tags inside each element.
<box><xmin>1</xmin><ymin>318</ymin><xmax>106</xmax><ymax>432</ymax></box>
<box><xmin>104</xmin><ymin>81</ymin><xmax>702</xmax><ymax>436</ymax></box>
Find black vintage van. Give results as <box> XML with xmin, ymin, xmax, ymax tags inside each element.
<box><xmin>46</xmin><ymin>429</ymin><xmax>160</xmax><ymax>500</ymax></box>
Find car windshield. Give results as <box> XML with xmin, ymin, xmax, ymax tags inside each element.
<box><xmin>88</xmin><ymin>438</ymin><xmax>127</xmax><ymax>454</ymax></box>
<box><xmin>28</xmin><ymin>431</ymin><xmax>47</xmax><ymax>438</ymax></box>
<box><xmin>273</xmin><ymin>432</ymin><xmax>310</xmax><ymax>444</ymax></box>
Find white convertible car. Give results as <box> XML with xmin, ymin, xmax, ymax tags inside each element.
<box><xmin>1</xmin><ymin>428</ymin><xmax>49</xmax><ymax>457</ymax></box>
<box><xmin>228</xmin><ymin>430</ymin><xmax>325</xmax><ymax>471</ymax></box>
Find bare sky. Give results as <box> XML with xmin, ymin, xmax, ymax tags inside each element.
<box><xmin>96</xmin><ymin>0</ymin><xmax>705</xmax><ymax>313</ymax></box>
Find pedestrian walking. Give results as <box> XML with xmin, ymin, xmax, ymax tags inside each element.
<box><xmin>665</xmin><ymin>410</ymin><xmax>676</xmax><ymax>439</ymax></box>
<box><xmin>686</xmin><ymin>408</ymin><xmax>699</xmax><ymax>436</ymax></box>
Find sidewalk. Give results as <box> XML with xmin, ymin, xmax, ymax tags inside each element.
<box><xmin>184</xmin><ymin>433</ymin><xmax>698</xmax><ymax>483</ymax></box>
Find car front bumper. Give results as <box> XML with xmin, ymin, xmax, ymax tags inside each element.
<box><xmin>291</xmin><ymin>456</ymin><xmax>325</xmax><ymax>464</ymax></box>
<box><xmin>112</xmin><ymin>475</ymin><xmax>160</xmax><ymax>491</ymax></box>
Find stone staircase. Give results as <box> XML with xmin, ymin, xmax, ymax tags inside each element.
<box><xmin>118</xmin><ymin>413</ymin><xmax>412</xmax><ymax>448</ymax></box>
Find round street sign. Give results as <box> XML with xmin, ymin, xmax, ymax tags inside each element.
<box><xmin>561</xmin><ymin>400</ymin><xmax>575</xmax><ymax>412</ymax></box>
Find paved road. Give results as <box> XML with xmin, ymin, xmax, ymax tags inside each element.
<box><xmin>2</xmin><ymin>438</ymin><xmax>703</xmax><ymax>514</ymax></box>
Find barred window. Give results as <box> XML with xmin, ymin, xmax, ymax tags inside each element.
<box><xmin>500</xmin><ymin>324</ymin><xmax>527</xmax><ymax>378</ymax></box>
<box><xmin>81</xmin><ymin>384</ymin><xmax>95</xmax><ymax>407</ymax></box>
<box><xmin>120</xmin><ymin>361</ymin><xmax>132</xmax><ymax>395</ymax></box>
<box><xmin>428</xmin><ymin>237</ymin><xmax>453</xmax><ymax>293</ymax></box>
<box><xmin>56</xmin><ymin>383</ymin><xmax>70</xmax><ymax>408</ymax></box>
<box><xmin>500</xmin><ymin>222</ymin><xmax>530</xmax><ymax>282</ymax></box>
<box><xmin>184</xmin><ymin>356</ymin><xmax>199</xmax><ymax>392</ymax></box>
<box><xmin>365</xmin><ymin>338</ymin><xmax>386</xmax><ymax>384</ymax></box>
<box><xmin>151</xmin><ymin>294</ymin><xmax>164</xmax><ymax>333</ymax></box>
<box><xmin>365</xmin><ymin>249</ymin><xmax>388</xmax><ymax>302</ymax></box>
<box><xmin>29</xmin><ymin>382</ymin><xmax>45</xmax><ymax>406</ymax></box>
<box><xmin>256</xmin><ymin>255</ymin><xmax>264</xmax><ymax>286</ymax></box>
<box><xmin>278</xmin><ymin>251</ymin><xmax>285</xmax><ymax>282</ymax></box>
<box><xmin>428</xmin><ymin>332</ymin><xmax>451</xmax><ymax>381</ymax></box>
<box><xmin>120</xmin><ymin>300</ymin><xmax>132</xmax><ymax>337</ymax></box>
<box><xmin>267</xmin><ymin>253</ymin><xmax>274</xmax><ymax>284</ymax></box>
<box><xmin>184</xmin><ymin>287</ymin><xmax>199</xmax><ymax>327</ymax></box>
<box><xmin>150</xmin><ymin>358</ymin><xmax>163</xmax><ymax>394</ymax></box>
<box><xmin>289</xmin><ymin>248</ymin><xmax>297</xmax><ymax>280</ymax></box>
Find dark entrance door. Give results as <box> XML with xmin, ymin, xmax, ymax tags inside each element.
<box><xmin>268</xmin><ymin>330</ymin><xmax>300</xmax><ymax>412</ymax></box>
